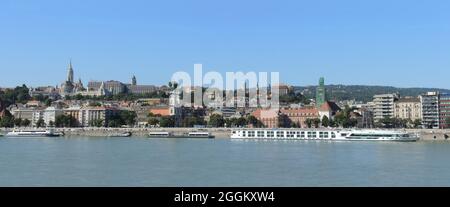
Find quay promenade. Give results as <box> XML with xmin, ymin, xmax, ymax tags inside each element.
<box><xmin>1</xmin><ymin>127</ymin><xmax>449</xmax><ymax>140</ymax></box>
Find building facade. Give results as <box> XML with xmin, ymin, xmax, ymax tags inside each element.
<box><xmin>394</xmin><ymin>97</ymin><xmax>422</xmax><ymax>121</ymax></box>
<box><xmin>280</xmin><ymin>107</ymin><xmax>319</xmax><ymax>128</ymax></box>
<box><xmin>79</xmin><ymin>107</ymin><xmax>118</xmax><ymax>127</ymax></box>
<box><xmin>43</xmin><ymin>107</ymin><xmax>63</xmax><ymax>126</ymax></box>
<box><xmin>420</xmin><ymin>92</ymin><xmax>440</xmax><ymax>129</ymax></box>
<box><xmin>372</xmin><ymin>93</ymin><xmax>399</xmax><ymax>121</ymax></box>
<box><xmin>439</xmin><ymin>93</ymin><xmax>450</xmax><ymax>129</ymax></box>
<box><xmin>10</xmin><ymin>106</ymin><xmax>36</xmax><ymax>121</ymax></box>
<box><xmin>252</xmin><ymin>109</ymin><xmax>280</xmax><ymax>128</ymax></box>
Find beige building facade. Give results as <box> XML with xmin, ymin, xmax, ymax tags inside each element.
<box><xmin>394</xmin><ymin>97</ymin><xmax>422</xmax><ymax>121</ymax></box>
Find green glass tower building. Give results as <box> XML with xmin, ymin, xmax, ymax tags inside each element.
<box><xmin>316</xmin><ymin>77</ymin><xmax>326</xmax><ymax>107</ymax></box>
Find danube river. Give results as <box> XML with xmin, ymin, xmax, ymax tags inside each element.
<box><xmin>1</xmin><ymin>137</ymin><xmax>450</xmax><ymax>187</ymax></box>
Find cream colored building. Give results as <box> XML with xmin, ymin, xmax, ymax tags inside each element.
<box><xmin>394</xmin><ymin>97</ymin><xmax>422</xmax><ymax>121</ymax></box>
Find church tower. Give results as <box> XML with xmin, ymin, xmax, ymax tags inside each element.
<box><xmin>132</xmin><ymin>75</ymin><xmax>137</xmax><ymax>86</ymax></box>
<box><xmin>61</xmin><ymin>60</ymin><xmax>75</xmax><ymax>96</ymax></box>
<box><xmin>67</xmin><ymin>60</ymin><xmax>74</xmax><ymax>83</ymax></box>
<box><xmin>316</xmin><ymin>77</ymin><xmax>327</xmax><ymax>107</ymax></box>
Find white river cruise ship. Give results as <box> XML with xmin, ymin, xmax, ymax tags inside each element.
<box><xmin>231</xmin><ymin>129</ymin><xmax>419</xmax><ymax>142</ymax></box>
<box><xmin>6</xmin><ymin>129</ymin><xmax>63</xmax><ymax>137</ymax></box>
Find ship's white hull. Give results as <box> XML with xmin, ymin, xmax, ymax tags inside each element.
<box><xmin>230</xmin><ymin>129</ymin><xmax>419</xmax><ymax>142</ymax></box>
<box><xmin>6</xmin><ymin>130</ymin><xmax>61</xmax><ymax>137</ymax></box>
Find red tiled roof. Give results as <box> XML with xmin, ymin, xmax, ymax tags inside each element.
<box><xmin>319</xmin><ymin>101</ymin><xmax>341</xmax><ymax>112</ymax></box>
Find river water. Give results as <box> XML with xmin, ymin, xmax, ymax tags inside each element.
<box><xmin>1</xmin><ymin>137</ymin><xmax>449</xmax><ymax>186</ymax></box>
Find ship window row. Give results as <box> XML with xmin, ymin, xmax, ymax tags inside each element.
<box><xmin>240</xmin><ymin>131</ymin><xmax>336</xmax><ymax>138</ymax></box>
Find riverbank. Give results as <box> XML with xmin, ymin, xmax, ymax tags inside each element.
<box><xmin>1</xmin><ymin>127</ymin><xmax>449</xmax><ymax>141</ymax></box>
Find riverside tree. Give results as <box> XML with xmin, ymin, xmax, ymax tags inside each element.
<box><xmin>334</xmin><ymin>105</ymin><xmax>358</xmax><ymax>128</ymax></box>
<box><xmin>147</xmin><ymin>117</ymin><xmax>160</xmax><ymax>126</ymax></box>
<box><xmin>208</xmin><ymin>114</ymin><xmax>225</xmax><ymax>127</ymax></box>
<box><xmin>120</xmin><ymin>110</ymin><xmax>137</xmax><ymax>127</ymax></box>
<box><xmin>321</xmin><ymin>116</ymin><xmax>330</xmax><ymax>128</ymax></box>
<box><xmin>55</xmin><ymin>114</ymin><xmax>78</xmax><ymax>128</ymax></box>
<box><xmin>89</xmin><ymin>119</ymin><xmax>104</xmax><ymax>127</ymax></box>
<box><xmin>159</xmin><ymin>116</ymin><xmax>175</xmax><ymax>128</ymax></box>
<box><xmin>305</xmin><ymin>118</ymin><xmax>313</xmax><ymax>128</ymax></box>
<box><xmin>36</xmin><ymin>118</ymin><xmax>46</xmax><ymax>128</ymax></box>
<box><xmin>21</xmin><ymin>119</ymin><xmax>31</xmax><ymax>127</ymax></box>
<box><xmin>14</xmin><ymin>118</ymin><xmax>22</xmax><ymax>127</ymax></box>
<box><xmin>247</xmin><ymin>115</ymin><xmax>263</xmax><ymax>128</ymax></box>
<box><xmin>312</xmin><ymin>118</ymin><xmax>321</xmax><ymax>128</ymax></box>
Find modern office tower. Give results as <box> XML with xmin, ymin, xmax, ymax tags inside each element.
<box><xmin>420</xmin><ymin>92</ymin><xmax>440</xmax><ymax>129</ymax></box>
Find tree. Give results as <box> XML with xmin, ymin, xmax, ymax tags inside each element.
<box><xmin>235</xmin><ymin>117</ymin><xmax>248</xmax><ymax>128</ymax></box>
<box><xmin>147</xmin><ymin>118</ymin><xmax>160</xmax><ymax>126</ymax></box>
<box><xmin>182</xmin><ymin>116</ymin><xmax>205</xmax><ymax>127</ymax></box>
<box><xmin>278</xmin><ymin>114</ymin><xmax>291</xmax><ymax>128</ymax></box>
<box><xmin>0</xmin><ymin>85</ymin><xmax>31</xmax><ymax>107</ymax></box>
<box><xmin>279</xmin><ymin>91</ymin><xmax>310</xmax><ymax>105</ymax></box>
<box><xmin>321</xmin><ymin>116</ymin><xmax>330</xmax><ymax>128</ymax></box>
<box><xmin>14</xmin><ymin>118</ymin><xmax>22</xmax><ymax>127</ymax></box>
<box><xmin>21</xmin><ymin>119</ymin><xmax>31</xmax><ymax>127</ymax></box>
<box><xmin>107</xmin><ymin>119</ymin><xmax>121</xmax><ymax>128</ymax></box>
<box><xmin>225</xmin><ymin>118</ymin><xmax>237</xmax><ymax>128</ymax></box>
<box><xmin>313</xmin><ymin>118</ymin><xmax>321</xmax><ymax>128</ymax></box>
<box><xmin>305</xmin><ymin>118</ymin><xmax>313</xmax><ymax>128</ymax></box>
<box><xmin>48</xmin><ymin>121</ymin><xmax>55</xmax><ymax>127</ymax></box>
<box><xmin>36</xmin><ymin>118</ymin><xmax>46</xmax><ymax>128</ymax></box>
<box><xmin>247</xmin><ymin>115</ymin><xmax>264</xmax><ymax>128</ymax></box>
<box><xmin>120</xmin><ymin>111</ymin><xmax>137</xmax><ymax>127</ymax></box>
<box><xmin>377</xmin><ymin>117</ymin><xmax>407</xmax><ymax>128</ymax></box>
<box><xmin>89</xmin><ymin>119</ymin><xmax>104</xmax><ymax>127</ymax></box>
<box><xmin>44</xmin><ymin>98</ymin><xmax>52</xmax><ymax>107</ymax></box>
<box><xmin>107</xmin><ymin>110</ymin><xmax>137</xmax><ymax>127</ymax></box>
<box><xmin>89</xmin><ymin>102</ymin><xmax>102</xmax><ymax>107</ymax></box>
<box><xmin>55</xmin><ymin>114</ymin><xmax>78</xmax><ymax>128</ymax></box>
<box><xmin>160</xmin><ymin>116</ymin><xmax>175</xmax><ymax>128</ymax></box>
<box><xmin>329</xmin><ymin>119</ymin><xmax>337</xmax><ymax>128</ymax></box>
<box><xmin>334</xmin><ymin>105</ymin><xmax>358</xmax><ymax>128</ymax></box>
<box><xmin>74</xmin><ymin>94</ymin><xmax>84</xmax><ymax>100</ymax></box>
<box><xmin>0</xmin><ymin>116</ymin><xmax>14</xmax><ymax>128</ymax></box>
<box><xmin>247</xmin><ymin>115</ymin><xmax>258</xmax><ymax>127</ymax></box>
<box><xmin>208</xmin><ymin>114</ymin><xmax>225</xmax><ymax>128</ymax></box>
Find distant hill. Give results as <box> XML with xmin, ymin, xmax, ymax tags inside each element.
<box><xmin>294</xmin><ymin>85</ymin><xmax>450</xmax><ymax>103</ymax></box>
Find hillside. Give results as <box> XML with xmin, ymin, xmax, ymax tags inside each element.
<box><xmin>295</xmin><ymin>85</ymin><xmax>450</xmax><ymax>103</ymax></box>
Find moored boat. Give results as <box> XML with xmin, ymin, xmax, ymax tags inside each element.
<box><xmin>185</xmin><ymin>131</ymin><xmax>215</xmax><ymax>139</ymax></box>
<box><xmin>148</xmin><ymin>131</ymin><xmax>215</xmax><ymax>139</ymax></box>
<box><xmin>149</xmin><ymin>132</ymin><xmax>173</xmax><ymax>138</ymax></box>
<box><xmin>108</xmin><ymin>131</ymin><xmax>132</xmax><ymax>137</ymax></box>
<box><xmin>231</xmin><ymin>129</ymin><xmax>419</xmax><ymax>142</ymax></box>
<box><xmin>6</xmin><ymin>129</ymin><xmax>62</xmax><ymax>137</ymax></box>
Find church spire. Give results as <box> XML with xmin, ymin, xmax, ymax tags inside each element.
<box><xmin>67</xmin><ymin>59</ymin><xmax>74</xmax><ymax>83</ymax></box>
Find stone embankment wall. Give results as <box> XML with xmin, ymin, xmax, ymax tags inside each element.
<box><xmin>1</xmin><ymin>128</ymin><xmax>450</xmax><ymax>140</ymax></box>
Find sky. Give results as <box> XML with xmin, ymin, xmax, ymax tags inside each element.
<box><xmin>1</xmin><ymin>0</ymin><xmax>450</xmax><ymax>89</ymax></box>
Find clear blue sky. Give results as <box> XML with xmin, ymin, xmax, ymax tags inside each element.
<box><xmin>1</xmin><ymin>0</ymin><xmax>450</xmax><ymax>88</ymax></box>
